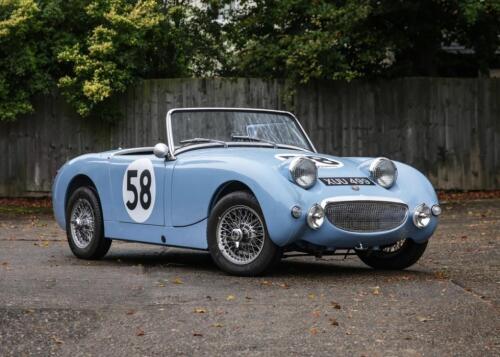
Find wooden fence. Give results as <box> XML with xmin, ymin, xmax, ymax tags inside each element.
<box><xmin>0</xmin><ymin>78</ymin><xmax>498</xmax><ymax>196</ymax></box>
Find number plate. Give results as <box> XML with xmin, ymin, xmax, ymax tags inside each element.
<box><xmin>320</xmin><ymin>177</ymin><xmax>374</xmax><ymax>186</ymax></box>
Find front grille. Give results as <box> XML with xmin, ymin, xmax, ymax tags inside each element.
<box><xmin>325</xmin><ymin>201</ymin><xmax>408</xmax><ymax>232</ymax></box>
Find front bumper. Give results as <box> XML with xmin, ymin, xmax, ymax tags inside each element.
<box><xmin>287</xmin><ymin>196</ymin><xmax>439</xmax><ymax>249</ymax></box>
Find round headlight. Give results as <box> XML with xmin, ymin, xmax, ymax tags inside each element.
<box><xmin>289</xmin><ymin>157</ymin><xmax>318</xmax><ymax>189</ymax></box>
<box><xmin>413</xmin><ymin>203</ymin><xmax>431</xmax><ymax>229</ymax></box>
<box><xmin>369</xmin><ymin>157</ymin><xmax>398</xmax><ymax>188</ymax></box>
<box><xmin>307</xmin><ymin>204</ymin><xmax>324</xmax><ymax>229</ymax></box>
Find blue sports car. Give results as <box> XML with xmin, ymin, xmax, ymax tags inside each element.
<box><xmin>52</xmin><ymin>108</ymin><xmax>441</xmax><ymax>276</ymax></box>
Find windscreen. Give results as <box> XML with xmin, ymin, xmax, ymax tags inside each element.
<box><xmin>170</xmin><ymin>110</ymin><xmax>312</xmax><ymax>151</ymax></box>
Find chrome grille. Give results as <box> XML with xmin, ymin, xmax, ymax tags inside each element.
<box><xmin>325</xmin><ymin>201</ymin><xmax>408</xmax><ymax>232</ymax></box>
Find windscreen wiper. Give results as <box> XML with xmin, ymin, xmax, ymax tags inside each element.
<box><xmin>231</xmin><ymin>135</ymin><xmax>277</xmax><ymax>148</ymax></box>
<box><xmin>179</xmin><ymin>138</ymin><xmax>227</xmax><ymax>147</ymax></box>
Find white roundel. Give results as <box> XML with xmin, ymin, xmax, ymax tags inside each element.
<box><xmin>122</xmin><ymin>158</ymin><xmax>156</xmax><ymax>223</ymax></box>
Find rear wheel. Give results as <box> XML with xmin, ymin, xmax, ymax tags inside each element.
<box><xmin>66</xmin><ymin>187</ymin><xmax>111</xmax><ymax>259</ymax></box>
<box><xmin>356</xmin><ymin>239</ymin><xmax>428</xmax><ymax>270</ymax></box>
<box><xmin>208</xmin><ymin>191</ymin><xmax>281</xmax><ymax>276</ymax></box>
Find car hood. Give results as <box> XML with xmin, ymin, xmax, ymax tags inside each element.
<box><xmin>175</xmin><ymin>146</ymin><xmax>372</xmax><ymax>177</ymax></box>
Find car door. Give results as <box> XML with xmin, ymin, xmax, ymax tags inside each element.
<box><xmin>108</xmin><ymin>153</ymin><xmax>169</xmax><ymax>226</ymax></box>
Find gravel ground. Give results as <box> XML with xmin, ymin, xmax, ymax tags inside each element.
<box><xmin>0</xmin><ymin>199</ymin><xmax>498</xmax><ymax>356</ymax></box>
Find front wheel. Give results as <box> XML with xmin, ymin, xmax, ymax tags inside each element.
<box><xmin>356</xmin><ymin>239</ymin><xmax>428</xmax><ymax>270</ymax></box>
<box><xmin>66</xmin><ymin>187</ymin><xmax>111</xmax><ymax>260</ymax></box>
<box><xmin>208</xmin><ymin>191</ymin><xmax>281</xmax><ymax>276</ymax></box>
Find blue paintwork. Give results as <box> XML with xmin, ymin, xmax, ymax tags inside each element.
<box><xmin>52</xmin><ymin>144</ymin><xmax>439</xmax><ymax>251</ymax></box>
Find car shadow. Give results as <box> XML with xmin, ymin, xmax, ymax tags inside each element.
<box><xmin>98</xmin><ymin>247</ymin><xmax>434</xmax><ymax>280</ymax></box>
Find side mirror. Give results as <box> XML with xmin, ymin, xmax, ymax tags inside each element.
<box><xmin>153</xmin><ymin>143</ymin><xmax>169</xmax><ymax>159</ymax></box>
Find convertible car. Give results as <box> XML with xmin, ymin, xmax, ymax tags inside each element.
<box><xmin>52</xmin><ymin>108</ymin><xmax>441</xmax><ymax>276</ymax></box>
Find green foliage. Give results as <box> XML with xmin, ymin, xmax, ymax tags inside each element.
<box><xmin>456</xmin><ymin>0</ymin><xmax>500</xmax><ymax>74</ymax></box>
<box><xmin>0</xmin><ymin>0</ymin><xmax>498</xmax><ymax>121</ymax></box>
<box><xmin>56</xmin><ymin>0</ymin><xmax>166</xmax><ymax>116</ymax></box>
<box><xmin>222</xmin><ymin>0</ymin><xmax>500</xmax><ymax>79</ymax></box>
<box><xmin>222</xmin><ymin>0</ymin><xmax>387</xmax><ymax>82</ymax></box>
<box><xmin>0</xmin><ymin>0</ymin><xmax>225</xmax><ymax>121</ymax></box>
<box><xmin>0</xmin><ymin>0</ymin><xmax>44</xmax><ymax>121</ymax></box>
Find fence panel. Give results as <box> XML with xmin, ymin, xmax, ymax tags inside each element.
<box><xmin>0</xmin><ymin>78</ymin><xmax>498</xmax><ymax>196</ymax></box>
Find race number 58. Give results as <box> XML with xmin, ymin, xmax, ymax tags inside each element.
<box><xmin>122</xmin><ymin>158</ymin><xmax>156</xmax><ymax>223</ymax></box>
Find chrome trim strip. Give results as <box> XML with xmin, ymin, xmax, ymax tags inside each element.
<box><xmin>174</xmin><ymin>142</ymin><xmax>311</xmax><ymax>156</ymax></box>
<box><xmin>109</xmin><ymin>147</ymin><xmax>154</xmax><ymax>157</ymax></box>
<box><xmin>320</xmin><ymin>195</ymin><xmax>406</xmax><ymax>208</ymax></box>
<box><xmin>369</xmin><ymin>157</ymin><xmax>398</xmax><ymax>188</ymax></box>
<box><xmin>165</xmin><ymin>107</ymin><xmax>317</xmax><ymax>160</ymax></box>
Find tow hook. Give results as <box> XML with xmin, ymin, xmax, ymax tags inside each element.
<box><xmin>354</xmin><ymin>243</ymin><xmax>368</xmax><ymax>251</ymax></box>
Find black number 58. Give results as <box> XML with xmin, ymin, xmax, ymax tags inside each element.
<box><xmin>126</xmin><ymin>169</ymin><xmax>152</xmax><ymax>210</ymax></box>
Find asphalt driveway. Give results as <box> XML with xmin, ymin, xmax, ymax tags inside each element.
<box><xmin>0</xmin><ymin>199</ymin><xmax>499</xmax><ymax>356</ymax></box>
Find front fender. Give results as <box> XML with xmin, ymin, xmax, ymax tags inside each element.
<box><xmin>52</xmin><ymin>155</ymin><xmax>112</xmax><ymax>229</ymax></box>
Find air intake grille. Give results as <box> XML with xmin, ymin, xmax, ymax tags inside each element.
<box><xmin>325</xmin><ymin>201</ymin><xmax>408</xmax><ymax>232</ymax></box>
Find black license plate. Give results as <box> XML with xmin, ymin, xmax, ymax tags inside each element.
<box><xmin>320</xmin><ymin>177</ymin><xmax>374</xmax><ymax>186</ymax></box>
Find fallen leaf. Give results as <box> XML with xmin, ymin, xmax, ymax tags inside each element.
<box><xmin>172</xmin><ymin>278</ymin><xmax>183</xmax><ymax>284</ymax></box>
<box><xmin>136</xmin><ymin>328</ymin><xmax>145</xmax><ymax>336</ymax></box>
<box><xmin>416</xmin><ymin>316</ymin><xmax>432</xmax><ymax>322</ymax></box>
<box><xmin>193</xmin><ymin>308</ymin><xmax>207</xmax><ymax>314</ymax></box>
<box><xmin>245</xmin><ymin>296</ymin><xmax>252</xmax><ymax>300</ymax></box>
<box><xmin>126</xmin><ymin>309</ymin><xmax>136</xmax><ymax>315</ymax></box>
<box><xmin>193</xmin><ymin>332</ymin><xmax>203</xmax><ymax>337</ymax></box>
<box><xmin>23</xmin><ymin>309</ymin><xmax>35</xmax><ymax>314</ymax></box>
<box><xmin>278</xmin><ymin>283</ymin><xmax>290</xmax><ymax>289</ymax></box>
<box><xmin>330</xmin><ymin>301</ymin><xmax>341</xmax><ymax>309</ymax></box>
<box><xmin>212</xmin><ymin>323</ymin><xmax>224</xmax><ymax>328</ymax></box>
<box><xmin>434</xmin><ymin>271</ymin><xmax>449</xmax><ymax>280</ymax></box>
<box><xmin>329</xmin><ymin>318</ymin><xmax>339</xmax><ymax>326</ymax></box>
<box><xmin>309</xmin><ymin>327</ymin><xmax>319</xmax><ymax>335</ymax></box>
<box><xmin>372</xmin><ymin>286</ymin><xmax>380</xmax><ymax>295</ymax></box>
<box><xmin>260</xmin><ymin>280</ymin><xmax>272</xmax><ymax>286</ymax></box>
<box><xmin>51</xmin><ymin>336</ymin><xmax>64</xmax><ymax>344</ymax></box>
<box><xmin>226</xmin><ymin>294</ymin><xmax>236</xmax><ymax>301</ymax></box>
<box><xmin>308</xmin><ymin>293</ymin><xmax>316</xmax><ymax>300</ymax></box>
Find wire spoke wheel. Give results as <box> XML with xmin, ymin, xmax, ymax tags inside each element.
<box><xmin>70</xmin><ymin>198</ymin><xmax>95</xmax><ymax>249</ymax></box>
<box><xmin>217</xmin><ymin>205</ymin><xmax>265</xmax><ymax>265</ymax></box>
<box><xmin>381</xmin><ymin>238</ymin><xmax>407</xmax><ymax>254</ymax></box>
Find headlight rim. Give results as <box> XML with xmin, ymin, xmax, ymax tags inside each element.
<box><xmin>413</xmin><ymin>203</ymin><xmax>431</xmax><ymax>229</ymax></box>
<box><xmin>369</xmin><ymin>157</ymin><xmax>398</xmax><ymax>189</ymax></box>
<box><xmin>307</xmin><ymin>204</ymin><xmax>325</xmax><ymax>230</ymax></box>
<box><xmin>289</xmin><ymin>156</ymin><xmax>318</xmax><ymax>189</ymax></box>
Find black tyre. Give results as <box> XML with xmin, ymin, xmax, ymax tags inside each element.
<box><xmin>208</xmin><ymin>191</ymin><xmax>281</xmax><ymax>276</ymax></box>
<box><xmin>65</xmin><ymin>186</ymin><xmax>111</xmax><ymax>259</ymax></box>
<box><xmin>356</xmin><ymin>239</ymin><xmax>428</xmax><ymax>270</ymax></box>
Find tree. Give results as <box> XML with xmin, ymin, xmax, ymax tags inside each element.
<box><xmin>0</xmin><ymin>0</ymin><xmax>498</xmax><ymax>122</ymax></box>
<box><xmin>222</xmin><ymin>0</ymin><xmax>499</xmax><ymax>80</ymax></box>
<box><xmin>0</xmin><ymin>0</ymin><xmax>225</xmax><ymax>121</ymax></box>
<box><xmin>222</xmin><ymin>0</ymin><xmax>389</xmax><ymax>82</ymax></box>
<box><xmin>0</xmin><ymin>0</ymin><xmax>45</xmax><ymax>121</ymax></box>
<box><xmin>455</xmin><ymin>0</ymin><xmax>500</xmax><ymax>76</ymax></box>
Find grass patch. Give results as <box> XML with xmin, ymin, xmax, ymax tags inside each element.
<box><xmin>0</xmin><ymin>205</ymin><xmax>53</xmax><ymax>215</ymax></box>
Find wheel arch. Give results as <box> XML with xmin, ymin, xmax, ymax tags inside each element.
<box><xmin>208</xmin><ymin>180</ymin><xmax>256</xmax><ymax>216</ymax></box>
<box><xmin>65</xmin><ymin>174</ymin><xmax>99</xmax><ymax>212</ymax></box>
